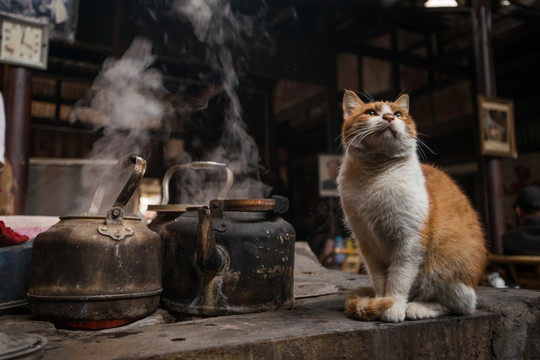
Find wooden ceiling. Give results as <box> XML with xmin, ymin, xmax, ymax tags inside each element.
<box><xmin>42</xmin><ymin>0</ymin><xmax>540</xmax><ymax>86</ymax></box>
<box><xmin>30</xmin><ymin>0</ymin><xmax>540</xmax><ymax>165</ymax></box>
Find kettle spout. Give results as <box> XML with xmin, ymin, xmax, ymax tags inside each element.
<box><xmin>197</xmin><ymin>207</ymin><xmax>227</xmax><ymax>273</ymax></box>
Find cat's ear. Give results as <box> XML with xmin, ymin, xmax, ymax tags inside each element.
<box><xmin>342</xmin><ymin>90</ymin><xmax>364</xmax><ymax>119</ymax></box>
<box><xmin>395</xmin><ymin>94</ymin><xmax>409</xmax><ymax>112</ymax></box>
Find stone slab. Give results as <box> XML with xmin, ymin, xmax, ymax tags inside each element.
<box><xmin>0</xmin><ymin>242</ymin><xmax>538</xmax><ymax>360</ymax></box>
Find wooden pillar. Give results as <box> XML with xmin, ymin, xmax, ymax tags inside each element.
<box><xmin>324</xmin><ymin>6</ymin><xmax>341</xmax><ymax>238</ymax></box>
<box><xmin>5</xmin><ymin>67</ymin><xmax>32</xmax><ymax>214</ymax></box>
<box><xmin>472</xmin><ymin>0</ymin><xmax>505</xmax><ymax>254</ymax></box>
<box><xmin>325</xmin><ymin>8</ymin><xmax>341</xmax><ymax>153</ymax></box>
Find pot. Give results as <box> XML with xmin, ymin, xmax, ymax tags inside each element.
<box><xmin>147</xmin><ymin>161</ymin><xmax>233</xmax><ymax>235</ymax></box>
<box><xmin>27</xmin><ymin>155</ymin><xmax>162</xmax><ymax>330</ymax></box>
<box><xmin>161</xmin><ymin>196</ymin><xmax>295</xmax><ymax>316</ymax></box>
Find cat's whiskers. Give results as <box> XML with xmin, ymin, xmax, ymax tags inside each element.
<box><xmin>416</xmin><ymin>138</ymin><xmax>436</xmax><ymax>162</ymax></box>
<box><xmin>416</xmin><ymin>145</ymin><xmax>428</xmax><ymax>162</ymax></box>
<box><xmin>416</xmin><ymin>132</ymin><xmax>435</xmax><ymax>153</ymax></box>
<box><xmin>344</xmin><ymin>127</ymin><xmax>377</xmax><ymax>153</ymax></box>
<box><xmin>335</xmin><ymin>134</ymin><xmax>345</xmax><ymax>151</ymax></box>
<box><xmin>359</xmin><ymin>91</ymin><xmax>375</xmax><ymax>103</ymax></box>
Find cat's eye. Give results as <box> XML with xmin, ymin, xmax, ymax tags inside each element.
<box><xmin>364</xmin><ymin>110</ymin><xmax>377</xmax><ymax>116</ymax></box>
<box><xmin>394</xmin><ymin>112</ymin><xmax>402</xmax><ymax>117</ymax></box>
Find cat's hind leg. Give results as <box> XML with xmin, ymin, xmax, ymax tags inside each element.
<box><xmin>444</xmin><ymin>283</ymin><xmax>477</xmax><ymax>315</ymax></box>
<box><xmin>406</xmin><ymin>283</ymin><xmax>477</xmax><ymax>320</ymax></box>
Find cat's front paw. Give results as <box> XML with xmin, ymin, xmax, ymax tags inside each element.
<box><xmin>380</xmin><ymin>302</ymin><xmax>406</xmax><ymax>322</ymax></box>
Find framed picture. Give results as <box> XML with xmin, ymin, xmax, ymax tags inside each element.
<box><xmin>319</xmin><ymin>154</ymin><xmax>342</xmax><ymax>197</ymax></box>
<box><xmin>478</xmin><ymin>95</ymin><xmax>517</xmax><ymax>158</ymax></box>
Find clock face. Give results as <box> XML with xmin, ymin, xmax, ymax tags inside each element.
<box><xmin>0</xmin><ymin>14</ymin><xmax>49</xmax><ymax>69</ymax></box>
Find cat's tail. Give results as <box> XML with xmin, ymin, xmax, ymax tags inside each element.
<box><xmin>345</xmin><ymin>287</ymin><xmax>394</xmax><ymax>321</ymax></box>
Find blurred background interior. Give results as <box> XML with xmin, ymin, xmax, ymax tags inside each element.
<box><xmin>1</xmin><ymin>0</ymin><xmax>539</xmax><ymax>265</ymax></box>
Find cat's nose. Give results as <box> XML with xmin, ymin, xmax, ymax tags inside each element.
<box><xmin>383</xmin><ymin>113</ymin><xmax>394</xmax><ymax>122</ymax></box>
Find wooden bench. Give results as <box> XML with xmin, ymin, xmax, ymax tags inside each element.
<box><xmin>487</xmin><ymin>254</ymin><xmax>540</xmax><ymax>289</ymax></box>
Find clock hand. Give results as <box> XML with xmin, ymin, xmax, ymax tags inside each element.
<box><xmin>23</xmin><ymin>41</ymin><xmax>34</xmax><ymax>50</ymax></box>
<box><xmin>20</xmin><ymin>25</ymin><xmax>26</xmax><ymax>44</ymax></box>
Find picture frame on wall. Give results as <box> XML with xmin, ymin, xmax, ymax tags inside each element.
<box><xmin>319</xmin><ymin>154</ymin><xmax>342</xmax><ymax>198</ymax></box>
<box><xmin>478</xmin><ymin>95</ymin><xmax>517</xmax><ymax>158</ymax></box>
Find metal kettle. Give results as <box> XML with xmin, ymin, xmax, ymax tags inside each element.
<box><xmin>27</xmin><ymin>155</ymin><xmax>162</xmax><ymax>330</ymax></box>
<box><xmin>161</xmin><ymin>196</ymin><xmax>295</xmax><ymax>317</ymax></box>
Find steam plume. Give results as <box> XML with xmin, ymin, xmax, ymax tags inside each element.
<box><xmin>70</xmin><ymin>0</ymin><xmax>274</xmax><ymax>213</ymax></box>
<box><xmin>170</xmin><ymin>0</ymin><xmax>272</xmax><ymax>202</ymax></box>
<box><xmin>71</xmin><ymin>37</ymin><xmax>168</xmax><ymax>214</ymax></box>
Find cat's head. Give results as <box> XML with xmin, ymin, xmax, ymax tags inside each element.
<box><xmin>341</xmin><ymin>90</ymin><xmax>417</xmax><ymax>158</ymax></box>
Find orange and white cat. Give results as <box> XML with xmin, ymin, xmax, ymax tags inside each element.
<box><xmin>338</xmin><ymin>90</ymin><xmax>487</xmax><ymax>322</ymax></box>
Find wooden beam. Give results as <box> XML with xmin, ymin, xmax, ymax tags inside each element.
<box><xmin>5</xmin><ymin>68</ymin><xmax>32</xmax><ymax>214</ymax></box>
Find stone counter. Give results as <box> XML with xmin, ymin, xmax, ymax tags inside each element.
<box><xmin>1</xmin><ymin>242</ymin><xmax>539</xmax><ymax>359</ymax></box>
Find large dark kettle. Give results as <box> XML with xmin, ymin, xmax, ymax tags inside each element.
<box><xmin>27</xmin><ymin>155</ymin><xmax>162</xmax><ymax>330</ymax></box>
<box><xmin>161</xmin><ymin>196</ymin><xmax>295</xmax><ymax>317</ymax></box>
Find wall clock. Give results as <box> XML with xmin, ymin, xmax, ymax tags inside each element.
<box><xmin>0</xmin><ymin>11</ymin><xmax>49</xmax><ymax>70</ymax></box>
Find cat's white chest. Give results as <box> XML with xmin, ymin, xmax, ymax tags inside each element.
<box><xmin>338</xmin><ymin>156</ymin><xmax>429</xmax><ymax>253</ymax></box>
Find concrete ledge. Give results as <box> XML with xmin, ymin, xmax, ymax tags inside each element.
<box><xmin>478</xmin><ymin>287</ymin><xmax>540</xmax><ymax>359</ymax></box>
<box><xmin>0</xmin><ymin>242</ymin><xmax>538</xmax><ymax>360</ymax></box>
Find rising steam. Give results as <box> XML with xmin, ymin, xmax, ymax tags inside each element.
<box><xmin>170</xmin><ymin>0</ymin><xmax>272</xmax><ymax>203</ymax></box>
<box><xmin>70</xmin><ymin>0</ymin><xmax>273</xmax><ymax>213</ymax></box>
<box><xmin>70</xmin><ymin>37</ymin><xmax>168</xmax><ymax>214</ymax></box>
<box><xmin>70</xmin><ymin>37</ymin><xmax>166</xmax><ymax>134</ymax></box>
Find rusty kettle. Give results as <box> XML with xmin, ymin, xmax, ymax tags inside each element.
<box><xmin>27</xmin><ymin>155</ymin><xmax>162</xmax><ymax>330</ymax></box>
<box><xmin>161</xmin><ymin>196</ymin><xmax>295</xmax><ymax>316</ymax></box>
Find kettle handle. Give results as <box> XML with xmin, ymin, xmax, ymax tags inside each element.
<box><xmin>105</xmin><ymin>154</ymin><xmax>147</xmax><ymax>225</ymax></box>
<box><xmin>209</xmin><ymin>195</ymin><xmax>289</xmax><ymax>219</ymax></box>
<box><xmin>160</xmin><ymin>162</ymin><xmax>233</xmax><ymax>205</ymax></box>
